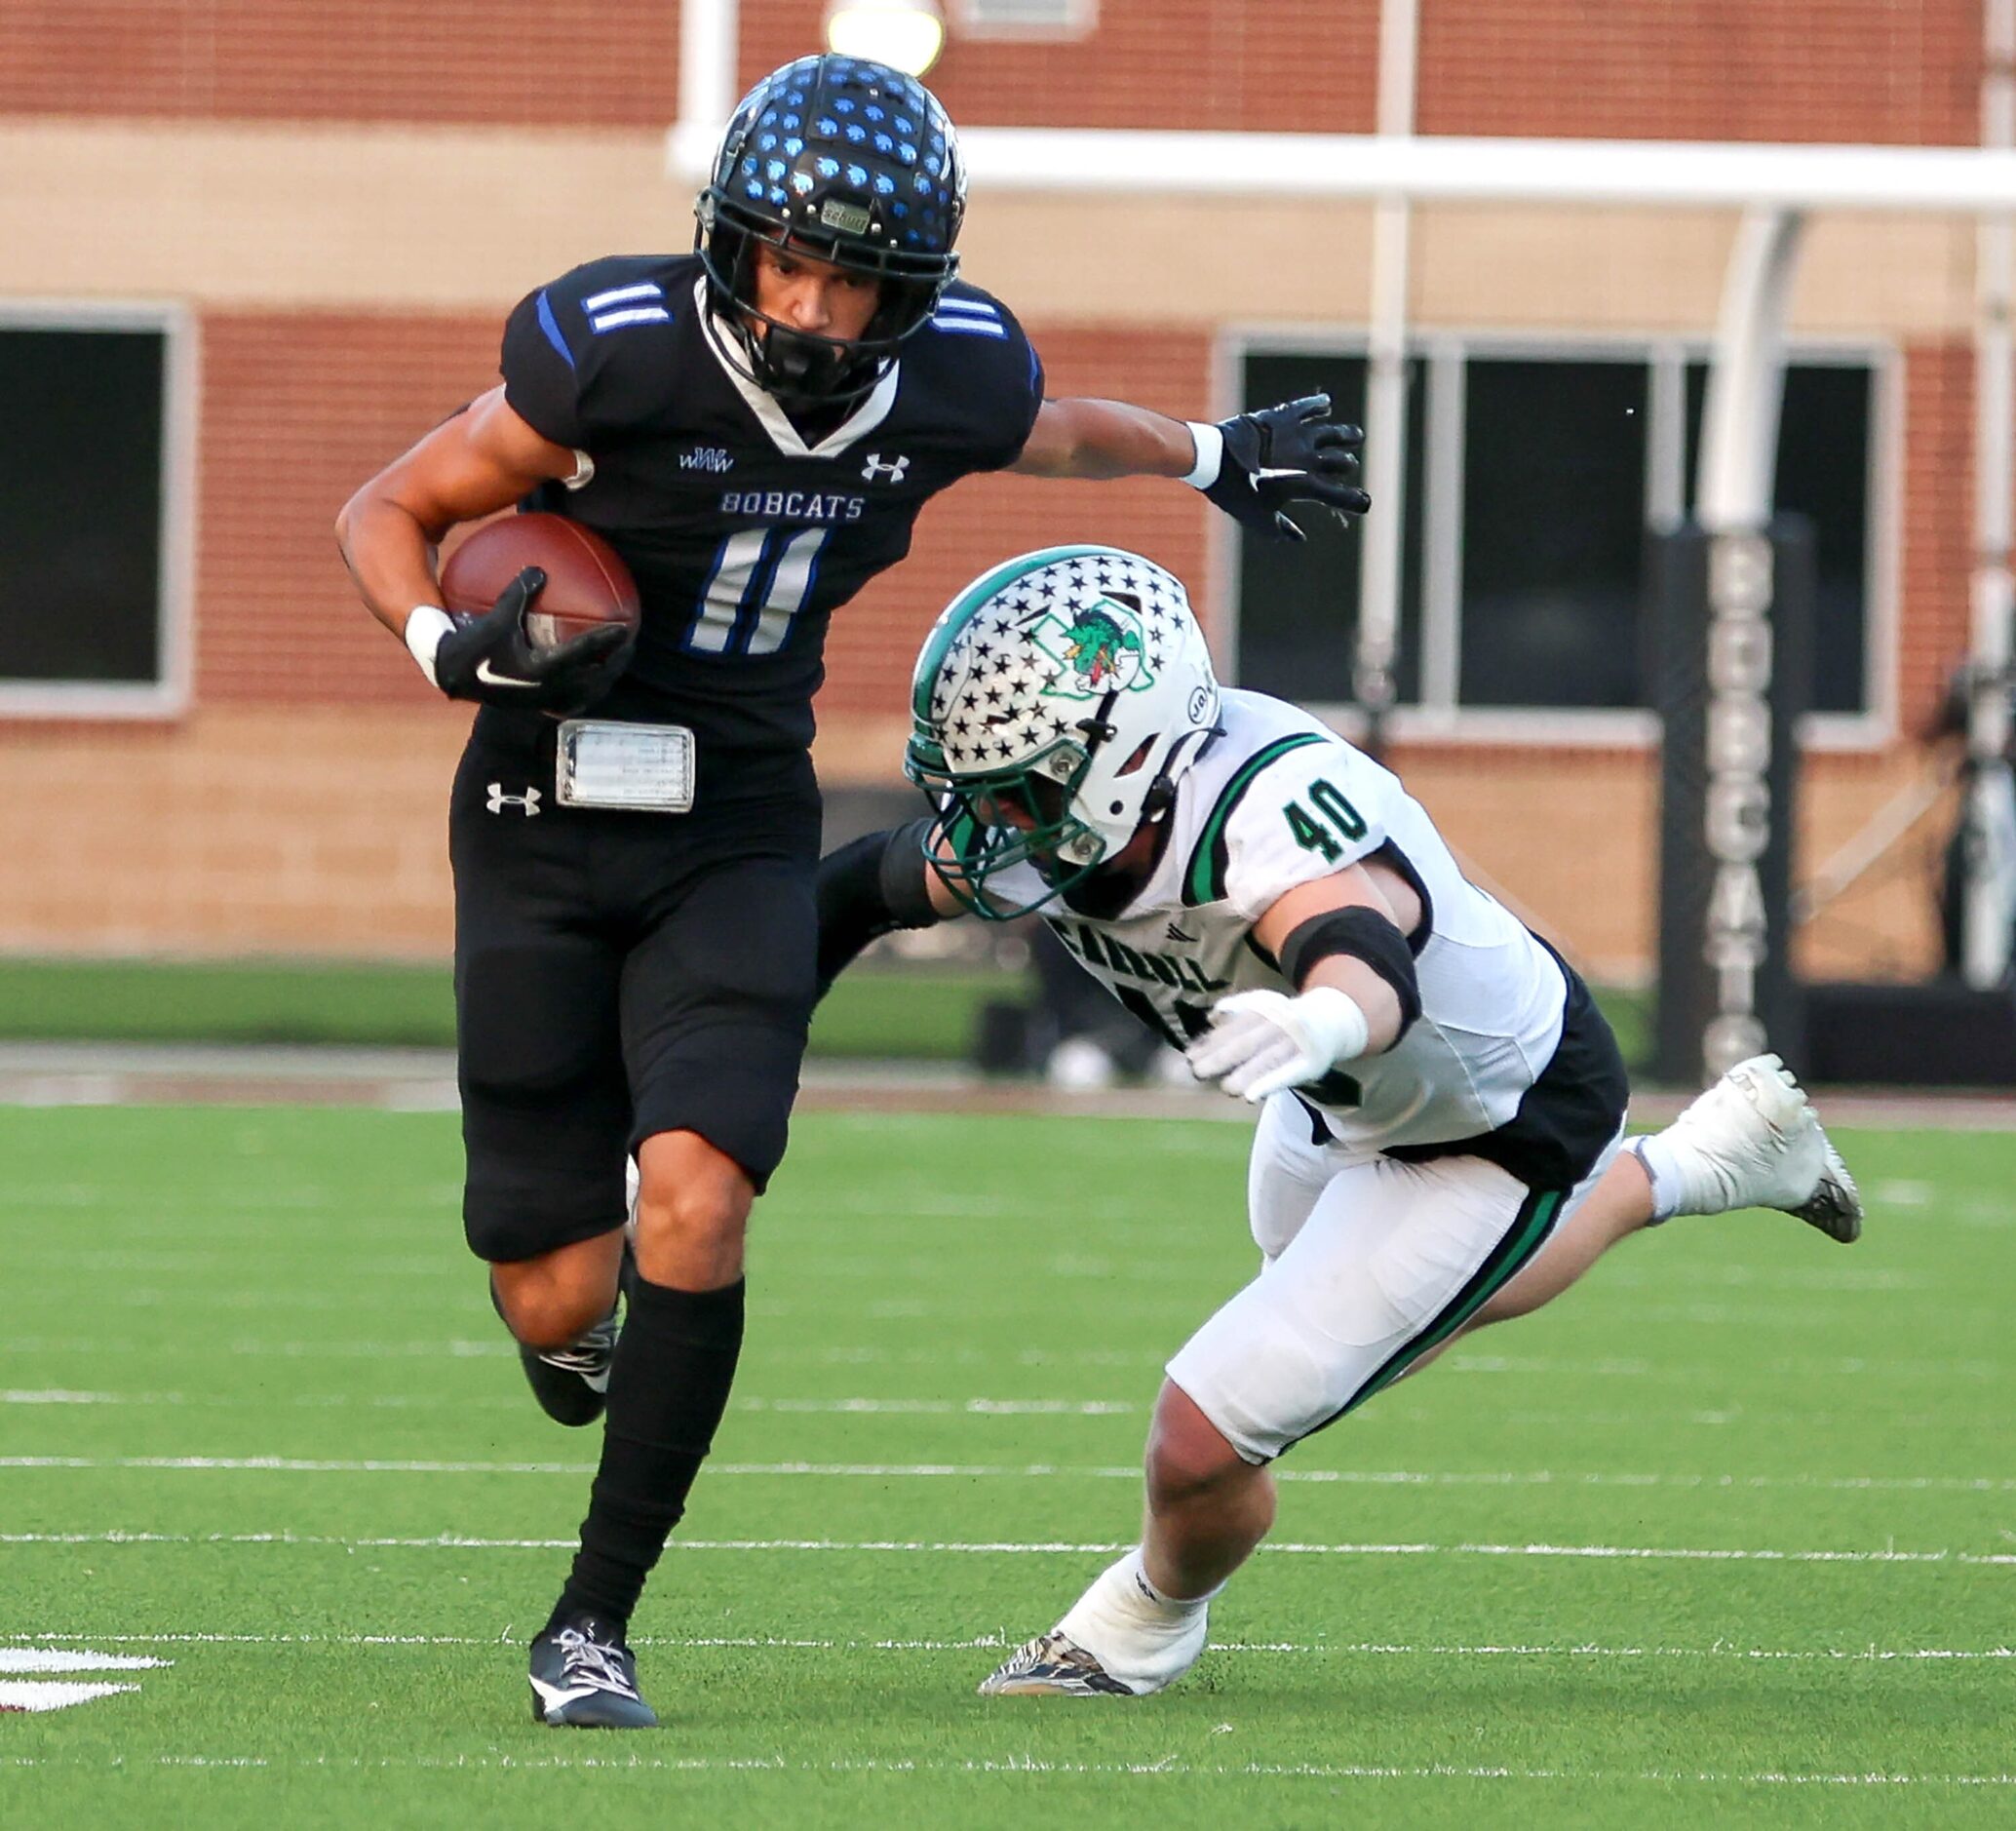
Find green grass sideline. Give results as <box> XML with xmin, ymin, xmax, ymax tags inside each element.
<box><xmin>0</xmin><ymin>955</ymin><xmax>1652</xmax><ymax>1068</ymax></box>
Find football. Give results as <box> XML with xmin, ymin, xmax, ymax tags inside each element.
<box><xmin>440</xmin><ymin>512</ymin><xmax>641</xmax><ymax>652</ymax></box>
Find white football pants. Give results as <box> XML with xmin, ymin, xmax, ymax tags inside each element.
<box><xmin>1165</xmin><ymin>1093</ymin><xmax>1621</xmax><ymax>1463</ymax></box>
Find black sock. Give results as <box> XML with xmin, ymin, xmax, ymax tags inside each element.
<box><xmin>551</xmin><ymin>1275</ymin><xmax>745</xmax><ymax>1635</ymax></box>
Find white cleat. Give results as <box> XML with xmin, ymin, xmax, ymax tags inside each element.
<box><xmin>979</xmin><ymin>1631</ymin><xmax>1144</xmax><ymax>1697</ymax></box>
<box><xmin>1657</xmin><ymin>1054</ymin><xmax>1862</xmax><ymax>1242</ymax></box>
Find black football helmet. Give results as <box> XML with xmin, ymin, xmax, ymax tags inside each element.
<box><xmin>695</xmin><ymin>54</ymin><xmax>965</xmax><ymax>407</ymax></box>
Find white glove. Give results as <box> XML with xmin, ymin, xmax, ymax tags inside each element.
<box><xmin>1184</xmin><ymin>986</ymin><xmax>1371</xmax><ymax>1103</ymax></box>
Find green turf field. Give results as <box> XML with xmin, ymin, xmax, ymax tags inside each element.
<box><xmin>1</xmin><ymin>1104</ymin><xmax>2009</xmax><ymax>1828</ymax></box>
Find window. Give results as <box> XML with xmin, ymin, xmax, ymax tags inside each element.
<box><xmin>0</xmin><ymin>305</ymin><xmax>192</xmax><ymax>716</ymax></box>
<box><xmin>1683</xmin><ymin>359</ymin><xmax>1873</xmax><ymax>716</ymax></box>
<box><xmin>1233</xmin><ymin>351</ymin><xmax>1426</xmax><ymax>705</ymax></box>
<box><xmin>1230</xmin><ymin>336</ymin><xmax>1887</xmax><ymax>737</ymax></box>
<box><xmin>1457</xmin><ymin>356</ymin><xmax>1648</xmax><ymax>710</ymax></box>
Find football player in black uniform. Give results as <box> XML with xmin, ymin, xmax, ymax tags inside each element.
<box><xmin>335</xmin><ymin>52</ymin><xmax>1367</xmax><ymax>1729</ymax></box>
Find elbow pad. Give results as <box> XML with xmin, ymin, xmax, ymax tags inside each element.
<box><xmin>1278</xmin><ymin>905</ymin><xmax>1421</xmax><ymax>1042</ymax></box>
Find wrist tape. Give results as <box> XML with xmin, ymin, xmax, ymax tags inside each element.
<box><xmin>404</xmin><ymin>605</ymin><xmax>454</xmax><ymax>688</ymax></box>
<box><xmin>1182</xmin><ymin>422</ymin><xmax>1224</xmax><ymax>490</ymax></box>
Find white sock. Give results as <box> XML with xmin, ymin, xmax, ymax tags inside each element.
<box><xmin>1127</xmin><ymin>1546</ymin><xmax>1219</xmax><ymax>1615</ymax></box>
<box><xmin>1629</xmin><ymin>1135</ymin><xmax>1684</xmax><ymax>1224</ymax></box>
<box><xmin>1051</xmin><ymin>1548</ymin><xmax>1220</xmax><ymax>1695</ymax></box>
<box><xmin>1058</xmin><ymin>1547</ymin><xmax>1209</xmax><ymax>1637</ymax></box>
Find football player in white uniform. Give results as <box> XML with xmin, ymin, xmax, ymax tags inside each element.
<box><xmin>815</xmin><ymin>544</ymin><xmax>1861</xmax><ymax>1699</ymax></box>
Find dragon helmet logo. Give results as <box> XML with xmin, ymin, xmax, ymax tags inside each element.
<box><xmin>1036</xmin><ymin>597</ymin><xmax>1154</xmax><ymax>699</ymax></box>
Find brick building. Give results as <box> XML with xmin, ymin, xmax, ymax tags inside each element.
<box><xmin>0</xmin><ymin>1</ymin><xmax>1990</xmax><ymax>981</ymax></box>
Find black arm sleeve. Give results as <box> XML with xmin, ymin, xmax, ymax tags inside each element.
<box><xmin>1278</xmin><ymin>906</ymin><xmax>1422</xmax><ymax>1044</ymax></box>
<box><xmin>815</xmin><ymin>821</ymin><xmax>944</xmax><ymax>1000</ymax></box>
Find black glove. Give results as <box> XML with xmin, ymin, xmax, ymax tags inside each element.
<box><xmin>432</xmin><ymin>566</ymin><xmax>633</xmax><ymax>713</ymax></box>
<box><xmin>1203</xmin><ymin>394</ymin><xmax>1371</xmax><ymax>542</ymax></box>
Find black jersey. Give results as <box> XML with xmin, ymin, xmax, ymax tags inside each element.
<box><xmin>498</xmin><ymin>253</ymin><xmax>1044</xmax><ymax>757</ymax></box>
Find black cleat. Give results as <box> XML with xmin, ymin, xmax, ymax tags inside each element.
<box><xmin>491</xmin><ymin>1280</ymin><xmax>620</xmax><ymax>1428</ymax></box>
<box><xmin>528</xmin><ymin>1617</ymin><xmax>658</xmax><ymax>1729</ymax></box>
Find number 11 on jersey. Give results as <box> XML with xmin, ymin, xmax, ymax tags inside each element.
<box><xmin>686</xmin><ymin>526</ymin><xmax>832</xmax><ymax>657</ymax></box>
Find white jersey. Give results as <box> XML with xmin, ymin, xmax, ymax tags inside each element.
<box><xmin>994</xmin><ymin>690</ymin><xmax>1621</xmax><ymax>1176</ymax></box>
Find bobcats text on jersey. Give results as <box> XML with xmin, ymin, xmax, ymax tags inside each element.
<box><xmin>717</xmin><ymin>490</ymin><xmax>866</xmax><ymax>522</ymax></box>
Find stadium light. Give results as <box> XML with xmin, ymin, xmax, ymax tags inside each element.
<box><xmin>823</xmin><ymin>0</ymin><xmax>946</xmax><ymax>77</ymax></box>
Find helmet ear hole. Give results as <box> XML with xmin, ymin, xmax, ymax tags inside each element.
<box><xmin>1114</xmin><ymin>734</ymin><xmax>1159</xmax><ymax>778</ymax></box>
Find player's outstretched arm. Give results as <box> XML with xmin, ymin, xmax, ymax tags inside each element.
<box><xmin>1012</xmin><ymin>394</ymin><xmax>1371</xmax><ymax>541</ymax></box>
<box><xmin>334</xmin><ymin>386</ymin><xmax>580</xmax><ymax>643</ymax></box>
<box><xmin>813</xmin><ymin>821</ymin><xmax>965</xmax><ymax>1002</ymax></box>
<box><xmin>1186</xmin><ymin>866</ymin><xmax>1418</xmax><ymax>1103</ymax></box>
<box><xmin>1011</xmin><ymin>398</ymin><xmax>1198</xmax><ymax>481</ymax></box>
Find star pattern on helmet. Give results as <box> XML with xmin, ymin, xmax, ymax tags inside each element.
<box><xmin>920</xmin><ymin>550</ymin><xmax>1199</xmax><ymax>776</ymax></box>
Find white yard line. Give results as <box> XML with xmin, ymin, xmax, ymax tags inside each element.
<box><xmin>58</xmin><ymin>1283</ymin><xmax>1984</xmax><ymax>1323</ymax></box>
<box><xmin>0</xmin><ymin>1390</ymin><xmax>1104</xmax><ymax>1415</ymax></box>
<box><xmin>0</xmin><ymin>1389</ymin><xmax>148</xmax><ymax>1405</ymax></box>
<box><xmin>4</xmin><ymin>1531</ymin><xmax>2010</xmax><ymax>1564</ymax></box>
<box><xmin>9</xmin><ymin>1630</ymin><xmax>2013</xmax><ymax>1663</ymax></box>
<box><xmin>0</xmin><ymin>1751</ymin><xmax>2011</xmax><ymax>1785</ymax></box>
<box><xmin>0</xmin><ymin>1649</ymin><xmax>169</xmax><ymax>1671</ymax></box>
<box><xmin>739</xmin><ymin>1397</ymin><xmax>1142</xmax><ymax>1415</ymax></box>
<box><xmin>7</xmin><ymin>1368</ymin><xmax>2004</xmax><ymax>1408</ymax></box>
<box><xmin>10</xmin><ymin>1334</ymin><xmax>2003</xmax><ymax>1386</ymax></box>
<box><xmin>5</xmin><ymin>1454</ymin><xmax>2013</xmax><ymax>1493</ymax></box>
<box><xmin>1444</xmin><ymin>1352</ymin><xmax>2009</xmax><ymax>1382</ymax></box>
<box><xmin>0</xmin><ymin>1338</ymin><xmax>515</xmax><ymax>1359</ymax></box>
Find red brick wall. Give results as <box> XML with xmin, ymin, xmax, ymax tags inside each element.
<box><xmin>203</xmin><ymin>310</ymin><xmax>1213</xmax><ymax>720</ymax></box>
<box><xmin>1419</xmin><ymin>1</ymin><xmax>1978</xmax><ymax>145</ymax></box>
<box><xmin>1899</xmin><ymin>340</ymin><xmax>1974</xmax><ymax>733</ymax></box>
<box><xmin>756</xmin><ymin>0</ymin><xmax>1980</xmax><ymax>140</ymax></box>
<box><xmin>0</xmin><ymin>0</ymin><xmax>683</xmax><ymax>126</ymax></box>
<box><xmin>8</xmin><ymin>2</ymin><xmax>1977</xmax><ymax>142</ymax></box>
<box><xmin>744</xmin><ymin>0</ymin><xmax>1377</xmax><ymax>134</ymax></box>
<box><xmin>200</xmin><ymin>312</ymin><xmax>498</xmax><ymax>707</ymax></box>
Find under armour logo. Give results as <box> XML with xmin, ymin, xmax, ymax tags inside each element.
<box><xmin>861</xmin><ymin>451</ymin><xmax>911</xmax><ymax>484</ymax></box>
<box><xmin>1165</xmin><ymin>921</ymin><xmax>1196</xmax><ymax>944</ymax></box>
<box><xmin>485</xmin><ymin>782</ymin><xmax>542</xmax><ymax>816</ymax></box>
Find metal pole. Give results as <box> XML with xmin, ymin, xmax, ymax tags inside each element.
<box><xmin>1356</xmin><ymin>0</ymin><xmax>1418</xmax><ymax>760</ymax></box>
<box><xmin>1697</xmin><ymin>210</ymin><xmax>1804</xmax><ymax>531</ymax></box>
<box><xmin>1963</xmin><ymin>0</ymin><xmax>2016</xmax><ymax>987</ymax></box>
<box><xmin>671</xmin><ymin>0</ymin><xmax>740</xmax><ymax>182</ymax></box>
<box><xmin>1692</xmin><ymin>207</ymin><xmax>1806</xmax><ymax>1076</ymax></box>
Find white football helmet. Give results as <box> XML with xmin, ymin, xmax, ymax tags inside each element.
<box><xmin>905</xmin><ymin>545</ymin><xmax>1221</xmax><ymax>917</ymax></box>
